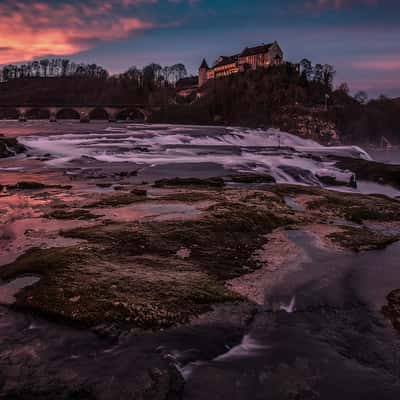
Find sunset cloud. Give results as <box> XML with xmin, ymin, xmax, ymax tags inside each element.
<box><xmin>0</xmin><ymin>0</ymin><xmax>156</xmax><ymax>64</ymax></box>
<box><xmin>352</xmin><ymin>57</ymin><xmax>400</xmax><ymax>71</ymax></box>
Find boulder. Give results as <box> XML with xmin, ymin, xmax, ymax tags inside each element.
<box><xmin>0</xmin><ymin>135</ymin><xmax>26</xmax><ymax>158</ymax></box>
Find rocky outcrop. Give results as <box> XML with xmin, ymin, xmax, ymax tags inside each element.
<box><xmin>383</xmin><ymin>289</ymin><xmax>400</xmax><ymax>333</ymax></box>
<box><xmin>272</xmin><ymin>106</ymin><xmax>341</xmax><ymax>145</ymax></box>
<box><xmin>0</xmin><ymin>135</ymin><xmax>26</xmax><ymax>158</ymax></box>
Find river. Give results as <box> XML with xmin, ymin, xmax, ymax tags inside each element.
<box><xmin>1</xmin><ymin>121</ymin><xmax>400</xmax><ymax>399</ymax></box>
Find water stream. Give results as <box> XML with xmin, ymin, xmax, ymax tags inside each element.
<box><xmin>2</xmin><ymin>230</ymin><xmax>400</xmax><ymax>399</ymax></box>
<box><xmin>182</xmin><ymin>231</ymin><xmax>400</xmax><ymax>399</ymax></box>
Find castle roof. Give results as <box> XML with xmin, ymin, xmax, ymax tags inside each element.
<box><xmin>200</xmin><ymin>58</ymin><xmax>209</xmax><ymax>69</ymax></box>
<box><xmin>240</xmin><ymin>43</ymin><xmax>274</xmax><ymax>57</ymax></box>
<box><xmin>213</xmin><ymin>55</ymin><xmax>239</xmax><ymax>68</ymax></box>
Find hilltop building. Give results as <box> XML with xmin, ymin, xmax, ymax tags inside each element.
<box><xmin>198</xmin><ymin>41</ymin><xmax>284</xmax><ymax>87</ymax></box>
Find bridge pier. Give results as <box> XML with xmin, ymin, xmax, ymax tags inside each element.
<box><xmin>77</xmin><ymin>108</ymin><xmax>93</xmax><ymax>123</ymax></box>
<box><xmin>105</xmin><ymin>108</ymin><xmax>119</xmax><ymax>123</ymax></box>
<box><xmin>17</xmin><ymin>108</ymin><xmax>29</xmax><ymax>122</ymax></box>
<box><xmin>49</xmin><ymin>108</ymin><xmax>59</xmax><ymax>122</ymax></box>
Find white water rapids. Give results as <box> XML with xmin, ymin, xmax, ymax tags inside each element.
<box><xmin>18</xmin><ymin>123</ymin><xmax>399</xmax><ymax>196</ymax></box>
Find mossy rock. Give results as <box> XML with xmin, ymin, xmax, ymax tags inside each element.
<box><xmin>328</xmin><ymin>226</ymin><xmax>399</xmax><ymax>252</ymax></box>
<box><xmin>382</xmin><ymin>289</ymin><xmax>400</xmax><ymax>333</ymax></box>
<box><xmin>158</xmin><ymin>192</ymin><xmax>213</xmax><ymax>202</ymax></box>
<box><xmin>333</xmin><ymin>156</ymin><xmax>400</xmax><ymax>189</ymax></box>
<box><xmin>0</xmin><ymin>136</ymin><xmax>26</xmax><ymax>158</ymax></box>
<box><xmin>2</xmin><ymin>386</ymin><xmax>96</xmax><ymax>400</ymax></box>
<box><xmin>1</xmin><ymin>201</ymin><xmax>290</xmax><ymax>329</ymax></box>
<box><xmin>85</xmin><ymin>193</ymin><xmax>146</xmax><ymax>208</ymax></box>
<box><xmin>228</xmin><ymin>173</ymin><xmax>276</xmax><ymax>184</ymax></box>
<box><xmin>153</xmin><ymin>177</ymin><xmax>225</xmax><ymax>188</ymax></box>
<box><xmin>45</xmin><ymin>209</ymin><xmax>100</xmax><ymax>221</ymax></box>
<box><xmin>6</xmin><ymin>181</ymin><xmax>72</xmax><ymax>190</ymax></box>
<box><xmin>307</xmin><ymin>191</ymin><xmax>400</xmax><ymax>223</ymax></box>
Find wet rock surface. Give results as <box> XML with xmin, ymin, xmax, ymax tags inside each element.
<box><xmin>333</xmin><ymin>156</ymin><xmax>400</xmax><ymax>189</ymax></box>
<box><xmin>0</xmin><ymin>135</ymin><xmax>26</xmax><ymax>158</ymax></box>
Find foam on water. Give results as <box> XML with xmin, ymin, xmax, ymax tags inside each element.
<box><xmin>19</xmin><ymin>124</ymin><xmax>397</xmax><ymax>195</ymax></box>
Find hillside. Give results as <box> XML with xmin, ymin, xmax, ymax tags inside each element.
<box><xmin>153</xmin><ymin>65</ymin><xmax>400</xmax><ymax>145</ymax></box>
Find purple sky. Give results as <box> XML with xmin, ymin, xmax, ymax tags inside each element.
<box><xmin>0</xmin><ymin>0</ymin><xmax>399</xmax><ymax>97</ymax></box>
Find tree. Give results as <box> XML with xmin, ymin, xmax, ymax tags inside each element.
<box><xmin>313</xmin><ymin>64</ymin><xmax>323</xmax><ymax>83</ymax></box>
<box><xmin>143</xmin><ymin>63</ymin><xmax>163</xmax><ymax>88</ymax></box>
<box><xmin>354</xmin><ymin>91</ymin><xmax>368</xmax><ymax>104</ymax></box>
<box><xmin>300</xmin><ymin>58</ymin><xmax>313</xmax><ymax>81</ymax></box>
<box><xmin>337</xmin><ymin>82</ymin><xmax>349</xmax><ymax>94</ymax></box>
<box><xmin>322</xmin><ymin>64</ymin><xmax>336</xmax><ymax>89</ymax></box>
<box><xmin>40</xmin><ymin>59</ymin><xmax>49</xmax><ymax>77</ymax></box>
<box><xmin>62</xmin><ymin>60</ymin><xmax>69</xmax><ymax>76</ymax></box>
<box><xmin>169</xmin><ymin>63</ymin><xmax>187</xmax><ymax>84</ymax></box>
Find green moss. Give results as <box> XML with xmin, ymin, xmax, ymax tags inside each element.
<box><xmin>6</xmin><ymin>181</ymin><xmax>72</xmax><ymax>190</ymax></box>
<box><xmin>153</xmin><ymin>177</ymin><xmax>225</xmax><ymax>188</ymax></box>
<box><xmin>157</xmin><ymin>192</ymin><xmax>213</xmax><ymax>202</ymax></box>
<box><xmin>271</xmin><ymin>184</ymin><xmax>323</xmax><ymax>197</ymax></box>
<box><xmin>1</xmin><ymin>201</ymin><xmax>290</xmax><ymax>330</ymax></box>
<box><xmin>45</xmin><ymin>209</ymin><xmax>100</xmax><ymax>220</ymax></box>
<box><xmin>0</xmin><ymin>247</ymin><xmax>89</xmax><ymax>280</ymax></box>
<box><xmin>66</xmin><ymin>203</ymin><xmax>290</xmax><ymax>281</ymax></box>
<box><xmin>328</xmin><ymin>226</ymin><xmax>398</xmax><ymax>252</ymax></box>
<box><xmin>85</xmin><ymin>193</ymin><xmax>146</xmax><ymax>208</ymax></box>
<box><xmin>1</xmin><ymin>244</ymin><xmax>238</xmax><ymax>329</ymax></box>
<box><xmin>307</xmin><ymin>191</ymin><xmax>400</xmax><ymax>223</ymax></box>
<box><xmin>130</xmin><ymin>188</ymin><xmax>148</xmax><ymax>196</ymax></box>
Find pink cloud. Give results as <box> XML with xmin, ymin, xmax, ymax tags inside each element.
<box><xmin>352</xmin><ymin>58</ymin><xmax>400</xmax><ymax>71</ymax></box>
<box><xmin>0</xmin><ymin>1</ymin><xmax>156</xmax><ymax>64</ymax></box>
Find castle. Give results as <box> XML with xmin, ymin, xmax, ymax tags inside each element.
<box><xmin>198</xmin><ymin>41</ymin><xmax>284</xmax><ymax>87</ymax></box>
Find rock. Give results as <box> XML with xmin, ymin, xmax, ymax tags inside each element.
<box><xmin>154</xmin><ymin>177</ymin><xmax>225</xmax><ymax>188</ymax></box>
<box><xmin>0</xmin><ymin>135</ymin><xmax>26</xmax><ymax>158</ymax></box>
<box><xmin>130</xmin><ymin>188</ymin><xmax>147</xmax><ymax>197</ymax></box>
<box><xmin>383</xmin><ymin>289</ymin><xmax>400</xmax><ymax>333</ymax></box>
<box><xmin>317</xmin><ymin>174</ymin><xmax>349</xmax><ymax>187</ymax></box>
<box><xmin>229</xmin><ymin>173</ymin><xmax>276</xmax><ymax>184</ymax></box>
<box><xmin>176</xmin><ymin>247</ymin><xmax>191</xmax><ymax>259</ymax></box>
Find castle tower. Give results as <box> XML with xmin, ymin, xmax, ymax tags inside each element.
<box><xmin>198</xmin><ymin>58</ymin><xmax>209</xmax><ymax>87</ymax></box>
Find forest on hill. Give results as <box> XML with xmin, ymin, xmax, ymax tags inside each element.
<box><xmin>154</xmin><ymin>62</ymin><xmax>400</xmax><ymax>145</ymax></box>
<box><xmin>0</xmin><ymin>59</ymin><xmax>399</xmax><ymax>145</ymax></box>
<box><xmin>0</xmin><ymin>62</ymin><xmax>187</xmax><ymax>106</ymax></box>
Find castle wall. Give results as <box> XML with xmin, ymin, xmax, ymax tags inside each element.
<box><xmin>198</xmin><ymin>42</ymin><xmax>284</xmax><ymax>87</ymax></box>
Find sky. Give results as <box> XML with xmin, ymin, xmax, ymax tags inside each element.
<box><xmin>0</xmin><ymin>0</ymin><xmax>399</xmax><ymax>97</ymax></box>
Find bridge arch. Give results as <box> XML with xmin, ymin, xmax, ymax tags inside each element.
<box><xmin>115</xmin><ymin>108</ymin><xmax>146</xmax><ymax>122</ymax></box>
<box><xmin>26</xmin><ymin>108</ymin><xmax>50</xmax><ymax>120</ymax></box>
<box><xmin>56</xmin><ymin>108</ymin><xmax>80</xmax><ymax>120</ymax></box>
<box><xmin>89</xmin><ymin>107</ymin><xmax>109</xmax><ymax>121</ymax></box>
<box><xmin>0</xmin><ymin>108</ymin><xmax>19</xmax><ymax>120</ymax></box>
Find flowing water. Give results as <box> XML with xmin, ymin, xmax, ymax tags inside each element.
<box><xmin>0</xmin><ymin>121</ymin><xmax>378</xmax><ymax>189</ymax></box>
<box><xmin>182</xmin><ymin>232</ymin><xmax>400</xmax><ymax>399</ymax></box>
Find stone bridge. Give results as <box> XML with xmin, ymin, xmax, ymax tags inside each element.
<box><xmin>0</xmin><ymin>105</ymin><xmax>157</xmax><ymax>123</ymax></box>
